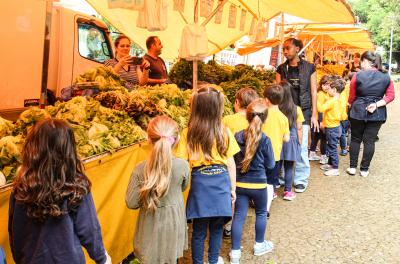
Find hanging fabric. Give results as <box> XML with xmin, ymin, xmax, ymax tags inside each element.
<box><xmin>179</xmin><ymin>24</ymin><xmax>208</xmax><ymax>60</ymax></box>
<box><xmin>249</xmin><ymin>17</ymin><xmax>257</xmax><ymax>38</ymax></box>
<box><xmin>200</xmin><ymin>0</ymin><xmax>214</xmax><ymax>18</ymax></box>
<box><xmin>255</xmin><ymin>20</ymin><xmax>267</xmax><ymax>42</ymax></box>
<box><xmin>228</xmin><ymin>4</ymin><xmax>237</xmax><ymax>29</ymax></box>
<box><xmin>137</xmin><ymin>0</ymin><xmax>168</xmax><ymax>31</ymax></box>
<box><xmin>214</xmin><ymin>1</ymin><xmax>224</xmax><ymax>24</ymax></box>
<box><xmin>239</xmin><ymin>9</ymin><xmax>246</xmax><ymax>31</ymax></box>
<box><xmin>173</xmin><ymin>0</ymin><xmax>185</xmax><ymax>12</ymax></box>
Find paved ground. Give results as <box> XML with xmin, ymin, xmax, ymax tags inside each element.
<box><xmin>182</xmin><ymin>84</ymin><xmax>400</xmax><ymax>264</ymax></box>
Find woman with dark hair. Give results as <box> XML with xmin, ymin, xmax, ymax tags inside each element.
<box><xmin>104</xmin><ymin>35</ymin><xmax>150</xmax><ymax>90</ymax></box>
<box><xmin>9</xmin><ymin>119</ymin><xmax>109</xmax><ymax>264</ymax></box>
<box><xmin>347</xmin><ymin>51</ymin><xmax>395</xmax><ymax>177</ymax></box>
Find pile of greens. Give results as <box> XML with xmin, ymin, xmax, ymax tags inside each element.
<box><xmin>75</xmin><ymin>66</ymin><xmax>127</xmax><ymax>91</ymax></box>
<box><xmin>168</xmin><ymin>59</ymin><xmax>275</xmax><ymax>108</ymax></box>
<box><xmin>0</xmin><ymin>97</ymin><xmax>147</xmax><ymax>184</ymax></box>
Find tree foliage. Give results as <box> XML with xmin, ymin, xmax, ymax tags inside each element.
<box><xmin>349</xmin><ymin>0</ymin><xmax>400</xmax><ymax>65</ymax></box>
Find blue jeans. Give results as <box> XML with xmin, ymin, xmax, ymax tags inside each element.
<box><xmin>266</xmin><ymin>161</ymin><xmax>280</xmax><ymax>189</ymax></box>
<box><xmin>294</xmin><ymin>125</ymin><xmax>310</xmax><ymax>186</ymax></box>
<box><xmin>192</xmin><ymin>217</ymin><xmax>225</xmax><ymax>264</ymax></box>
<box><xmin>278</xmin><ymin>160</ymin><xmax>295</xmax><ymax>192</ymax></box>
<box><xmin>231</xmin><ymin>188</ymin><xmax>268</xmax><ymax>250</ymax></box>
<box><xmin>326</xmin><ymin>126</ymin><xmax>341</xmax><ymax>169</ymax></box>
<box><xmin>340</xmin><ymin>120</ymin><xmax>350</xmax><ymax>149</ymax></box>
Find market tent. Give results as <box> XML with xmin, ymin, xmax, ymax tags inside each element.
<box><xmin>296</xmin><ymin>24</ymin><xmax>374</xmax><ymax>50</ymax></box>
<box><xmin>236</xmin><ymin>24</ymin><xmax>374</xmax><ymax>56</ymax></box>
<box><xmin>85</xmin><ymin>0</ymin><xmax>355</xmax><ymax>60</ymax></box>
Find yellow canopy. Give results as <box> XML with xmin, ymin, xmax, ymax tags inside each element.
<box><xmin>297</xmin><ymin>25</ymin><xmax>374</xmax><ymax>51</ymax></box>
<box><xmin>85</xmin><ymin>0</ymin><xmax>355</xmax><ymax>59</ymax></box>
<box><xmin>236</xmin><ymin>24</ymin><xmax>373</xmax><ymax>56</ymax></box>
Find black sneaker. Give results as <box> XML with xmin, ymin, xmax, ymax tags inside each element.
<box><xmin>294</xmin><ymin>184</ymin><xmax>307</xmax><ymax>193</ymax></box>
<box><xmin>223</xmin><ymin>228</ymin><xmax>231</xmax><ymax>238</ymax></box>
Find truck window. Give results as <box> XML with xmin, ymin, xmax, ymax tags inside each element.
<box><xmin>78</xmin><ymin>23</ymin><xmax>111</xmax><ymax>63</ymax></box>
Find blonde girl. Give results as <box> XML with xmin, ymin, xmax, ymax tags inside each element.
<box><xmin>126</xmin><ymin>116</ymin><xmax>190</xmax><ymax>264</ymax></box>
<box><xmin>175</xmin><ymin>85</ymin><xmax>240</xmax><ymax>264</ymax></box>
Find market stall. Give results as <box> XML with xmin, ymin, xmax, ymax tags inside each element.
<box><xmin>0</xmin><ymin>1</ymin><xmax>360</xmax><ymax>263</ymax></box>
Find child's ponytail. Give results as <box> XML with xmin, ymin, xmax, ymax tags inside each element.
<box><xmin>139</xmin><ymin>116</ymin><xmax>178</xmax><ymax>213</ymax></box>
<box><xmin>241</xmin><ymin>99</ymin><xmax>268</xmax><ymax>173</ymax></box>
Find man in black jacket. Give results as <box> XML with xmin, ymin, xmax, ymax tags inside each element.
<box><xmin>276</xmin><ymin>38</ymin><xmax>319</xmax><ymax>193</ymax></box>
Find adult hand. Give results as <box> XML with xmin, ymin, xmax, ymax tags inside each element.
<box><xmin>366</xmin><ymin>103</ymin><xmax>378</xmax><ymax>113</ymax></box>
<box><xmin>311</xmin><ymin>115</ymin><xmax>320</xmax><ymax>132</ymax></box>
<box><xmin>141</xmin><ymin>59</ymin><xmax>150</xmax><ymax>70</ymax></box>
<box><xmin>231</xmin><ymin>189</ymin><xmax>236</xmax><ymax>205</ymax></box>
<box><xmin>118</xmin><ymin>55</ymin><xmax>132</xmax><ymax>66</ymax></box>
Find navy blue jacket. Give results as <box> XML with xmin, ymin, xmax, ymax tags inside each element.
<box><xmin>8</xmin><ymin>192</ymin><xmax>106</xmax><ymax>264</ymax></box>
<box><xmin>234</xmin><ymin>130</ymin><xmax>275</xmax><ymax>184</ymax></box>
<box><xmin>350</xmin><ymin>70</ymin><xmax>391</xmax><ymax>121</ymax></box>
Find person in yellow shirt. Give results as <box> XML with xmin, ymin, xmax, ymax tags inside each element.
<box><xmin>223</xmin><ymin>87</ymin><xmax>259</xmax><ymax>134</ymax></box>
<box><xmin>262</xmin><ymin>84</ymin><xmax>290</xmax><ymax>203</ymax></box>
<box><xmin>339</xmin><ymin>70</ymin><xmax>351</xmax><ymax>156</ymax></box>
<box><xmin>277</xmin><ymin>81</ymin><xmax>305</xmax><ymax>201</ymax></box>
<box><xmin>174</xmin><ymin>85</ymin><xmax>240</xmax><ymax>264</ymax></box>
<box><xmin>310</xmin><ymin>75</ymin><xmax>332</xmax><ymax>164</ymax></box>
<box><xmin>319</xmin><ymin>78</ymin><xmax>347</xmax><ymax>176</ymax></box>
<box><xmin>222</xmin><ymin>87</ymin><xmax>259</xmax><ymax>238</ymax></box>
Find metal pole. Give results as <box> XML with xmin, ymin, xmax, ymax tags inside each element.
<box><xmin>389</xmin><ymin>25</ymin><xmax>394</xmax><ymax>75</ymax></box>
<box><xmin>40</xmin><ymin>0</ymin><xmax>53</xmax><ymax>108</ymax></box>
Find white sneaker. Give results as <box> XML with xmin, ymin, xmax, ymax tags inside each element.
<box><xmin>324</xmin><ymin>169</ymin><xmax>340</xmax><ymax>176</ymax></box>
<box><xmin>360</xmin><ymin>170</ymin><xmax>369</xmax><ymax>177</ymax></box>
<box><xmin>229</xmin><ymin>249</ymin><xmax>241</xmax><ymax>264</ymax></box>
<box><xmin>254</xmin><ymin>240</ymin><xmax>274</xmax><ymax>256</ymax></box>
<box><xmin>309</xmin><ymin>151</ymin><xmax>320</xmax><ymax>161</ymax></box>
<box><xmin>320</xmin><ymin>164</ymin><xmax>333</xmax><ymax>171</ymax></box>
<box><xmin>319</xmin><ymin>155</ymin><xmax>329</xmax><ymax>165</ymax></box>
<box><xmin>346</xmin><ymin>167</ymin><xmax>356</xmax><ymax>175</ymax></box>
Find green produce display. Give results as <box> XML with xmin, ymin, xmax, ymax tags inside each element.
<box><xmin>75</xmin><ymin>66</ymin><xmax>126</xmax><ymax>91</ymax></box>
<box><xmin>0</xmin><ymin>97</ymin><xmax>146</xmax><ymax>184</ymax></box>
<box><xmin>0</xmin><ymin>117</ymin><xmax>14</xmax><ymax>138</ymax></box>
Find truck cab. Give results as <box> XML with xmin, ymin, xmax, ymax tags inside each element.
<box><xmin>0</xmin><ymin>0</ymin><xmax>114</xmax><ymax>119</ymax></box>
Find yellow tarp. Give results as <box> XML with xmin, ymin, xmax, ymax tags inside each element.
<box><xmin>237</xmin><ymin>24</ymin><xmax>374</xmax><ymax>56</ymax></box>
<box><xmin>297</xmin><ymin>24</ymin><xmax>374</xmax><ymax>50</ymax></box>
<box><xmin>0</xmin><ymin>142</ymin><xmax>189</xmax><ymax>263</ymax></box>
<box><xmin>85</xmin><ymin>0</ymin><xmax>355</xmax><ymax>60</ymax></box>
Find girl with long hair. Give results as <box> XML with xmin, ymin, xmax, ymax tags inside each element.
<box><xmin>347</xmin><ymin>51</ymin><xmax>395</xmax><ymax>177</ymax></box>
<box><xmin>175</xmin><ymin>85</ymin><xmax>240</xmax><ymax>264</ymax></box>
<box><xmin>229</xmin><ymin>99</ymin><xmax>275</xmax><ymax>264</ymax></box>
<box><xmin>278</xmin><ymin>81</ymin><xmax>305</xmax><ymax>200</ymax></box>
<box><xmin>126</xmin><ymin>115</ymin><xmax>190</xmax><ymax>264</ymax></box>
<box><xmin>9</xmin><ymin>118</ymin><xmax>109</xmax><ymax>264</ymax></box>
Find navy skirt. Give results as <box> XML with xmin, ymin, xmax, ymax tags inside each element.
<box><xmin>281</xmin><ymin>126</ymin><xmax>300</xmax><ymax>161</ymax></box>
<box><xmin>186</xmin><ymin>164</ymin><xmax>232</xmax><ymax>222</ymax></box>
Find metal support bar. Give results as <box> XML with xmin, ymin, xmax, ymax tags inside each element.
<box><xmin>299</xmin><ymin>36</ymin><xmax>317</xmax><ymax>55</ymax></box>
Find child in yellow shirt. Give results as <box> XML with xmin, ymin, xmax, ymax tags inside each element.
<box><xmin>262</xmin><ymin>84</ymin><xmax>290</xmax><ymax>202</ymax></box>
<box><xmin>310</xmin><ymin>75</ymin><xmax>332</xmax><ymax>164</ymax></box>
<box><xmin>319</xmin><ymin>78</ymin><xmax>347</xmax><ymax>176</ymax></box>
<box><xmin>223</xmin><ymin>87</ymin><xmax>259</xmax><ymax>134</ymax></box>
<box><xmin>222</xmin><ymin>88</ymin><xmax>258</xmax><ymax>238</ymax></box>
<box><xmin>175</xmin><ymin>85</ymin><xmax>240</xmax><ymax>264</ymax></box>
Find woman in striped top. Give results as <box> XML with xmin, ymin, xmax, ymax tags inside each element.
<box><xmin>105</xmin><ymin>35</ymin><xmax>150</xmax><ymax>90</ymax></box>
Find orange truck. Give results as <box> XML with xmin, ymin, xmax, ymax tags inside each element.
<box><xmin>0</xmin><ymin>0</ymin><xmax>114</xmax><ymax>119</ymax></box>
